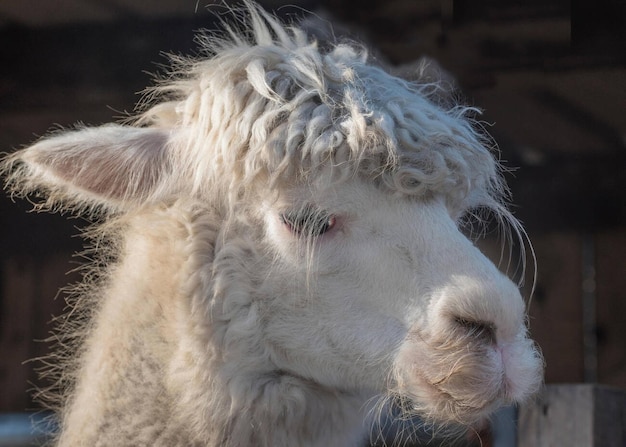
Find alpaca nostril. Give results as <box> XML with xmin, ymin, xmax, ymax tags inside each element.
<box><xmin>454</xmin><ymin>317</ymin><xmax>497</xmax><ymax>344</ymax></box>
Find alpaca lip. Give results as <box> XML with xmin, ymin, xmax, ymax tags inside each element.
<box><xmin>402</xmin><ymin>362</ymin><xmax>504</xmax><ymax>426</ymax></box>
<box><xmin>425</xmin><ymin>370</ymin><xmax>507</xmax><ymax>425</ymax></box>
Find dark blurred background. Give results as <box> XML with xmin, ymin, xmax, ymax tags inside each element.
<box><xmin>0</xmin><ymin>0</ymin><xmax>624</xmax><ymax>420</ymax></box>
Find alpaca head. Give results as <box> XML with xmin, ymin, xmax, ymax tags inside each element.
<box><xmin>3</xmin><ymin>2</ymin><xmax>542</xmax><ymax>433</ymax></box>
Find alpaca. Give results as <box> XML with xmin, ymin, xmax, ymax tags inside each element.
<box><xmin>2</xmin><ymin>3</ymin><xmax>543</xmax><ymax>446</ymax></box>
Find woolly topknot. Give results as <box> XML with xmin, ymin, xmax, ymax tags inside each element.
<box><xmin>137</xmin><ymin>2</ymin><xmax>505</xmax><ymax>215</ymax></box>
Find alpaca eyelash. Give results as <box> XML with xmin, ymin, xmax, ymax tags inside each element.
<box><xmin>280</xmin><ymin>207</ymin><xmax>336</xmax><ymax>237</ymax></box>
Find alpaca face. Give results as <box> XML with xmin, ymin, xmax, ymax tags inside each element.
<box><xmin>258</xmin><ymin>179</ymin><xmax>542</xmax><ymax>425</ymax></box>
<box><xmin>2</xmin><ymin>4</ymin><xmax>543</xmax><ymax>442</ymax></box>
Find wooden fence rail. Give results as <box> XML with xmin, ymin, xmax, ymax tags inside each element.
<box><xmin>517</xmin><ymin>384</ymin><xmax>626</xmax><ymax>447</ymax></box>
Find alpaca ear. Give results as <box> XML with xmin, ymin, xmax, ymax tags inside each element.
<box><xmin>4</xmin><ymin>124</ymin><xmax>174</xmax><ymax>212</ymax></box>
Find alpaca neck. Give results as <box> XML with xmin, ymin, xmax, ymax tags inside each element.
<box><xmin>192</xmin><ymin>367</ymin><xmax>372</xmax><ymax>446</ymax></box>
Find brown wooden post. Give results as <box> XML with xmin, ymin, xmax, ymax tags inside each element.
<box><xmin>518</xmin><ymin>384</ymin><xmax>626</xmax><ymax>447</ymax></box>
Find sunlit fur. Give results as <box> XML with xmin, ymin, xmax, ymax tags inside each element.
<box><xmin>1</xmin><ymin>2</ymin><xmax>542</xmax><ymax>446</ymax></box>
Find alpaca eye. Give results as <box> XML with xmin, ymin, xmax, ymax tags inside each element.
<box><xmin>280</xmin><ymin>207</ymin><xmax>336</xmax><ymax>237</ymax></box>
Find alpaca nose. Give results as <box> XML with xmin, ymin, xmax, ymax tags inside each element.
<box><xmin>453</xmin><ymin>316</ymin><xmax>497</xmax><ymax>345</ymax></box>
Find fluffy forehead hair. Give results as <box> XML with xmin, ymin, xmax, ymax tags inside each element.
<box><xmin>137</xmin><ymin>3</ymin><xmax>505</xmax><ymax>213</ymax></box>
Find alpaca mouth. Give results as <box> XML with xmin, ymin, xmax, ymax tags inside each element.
<box><xmin>405</xmin><ymin>366</ymin><xmax>506</xmax><ymax>426</ymax></box>
<box><xmin>395</xmin><ymin>330</ymin><xmax>540</xmax><ymax>426</ymax></box>
<box><xmin>434</xmin><ymin>377</ymin><xmax>505</xmax><ymax>422</ymax></box>
<box><xmin>400</xmin><ymin>339</ymin><xmax>542</xmax><ymax>427</ymax></box>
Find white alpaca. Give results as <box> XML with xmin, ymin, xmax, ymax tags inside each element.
<box><xmin>2</xmin><ymin>3</ymin><xmax>542</xmax><ymax>446</ymax></box>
